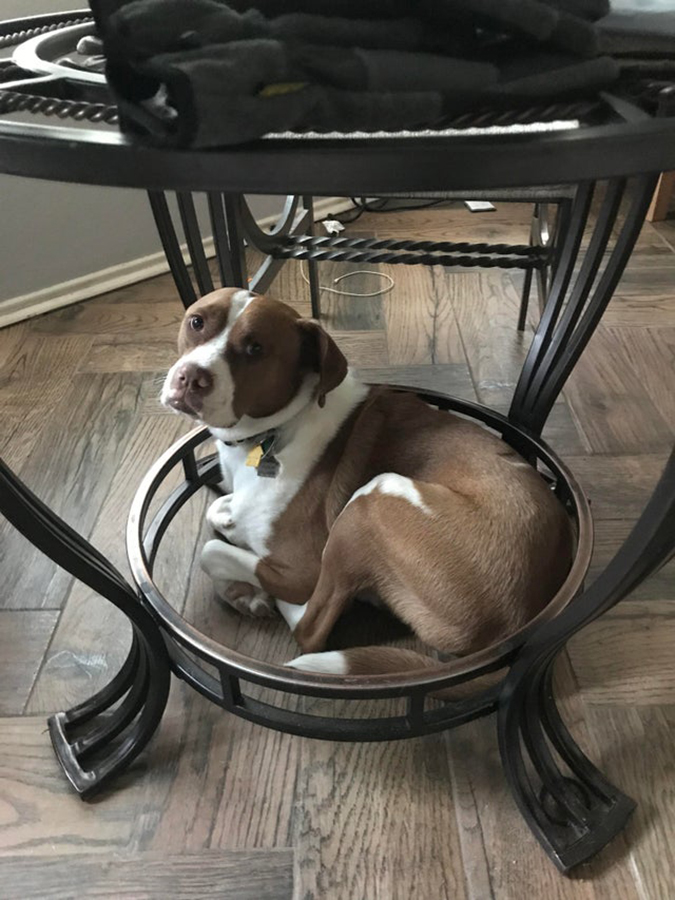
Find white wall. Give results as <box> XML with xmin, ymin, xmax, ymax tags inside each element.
<box><xmin>0</xmin><ymin>2</ymin><xmax>284</xmax><ymax>314</ymax></box>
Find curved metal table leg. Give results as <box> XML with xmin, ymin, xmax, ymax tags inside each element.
<box><xmin>148</xmin><ymin>190</ymin><xmax>315</xmax><ymax>306</ymax></box>
<box><xmin>510</xmin><ymin>174</ymin><xmax>658</xmax><ymax>432</ymax></box>
<box><xmin>147</xmin><ymin>190</ymin><xmax>197</xmax><ymax>308</ymax></box>
<box><xmin>502</xmin><ymin>172</ymin><xmax>670</xmax><ymax>870</ymax></box>
<box><xmin>499</xmin><ymin>447</ymin><xmax>675</xmax><ymax>871</ymax></box>
<box><xmin>0</xmin><ymin>458</ymin><xmax>171</xmax><ymax>799</ymax></box>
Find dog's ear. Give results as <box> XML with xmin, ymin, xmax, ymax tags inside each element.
<box><xmin>298</xmin><ymin>318</ymin><xmax>348</xmax><ymax>407</ymax></box>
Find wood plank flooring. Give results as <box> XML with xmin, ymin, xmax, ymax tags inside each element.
<box><xmin>0</xmin><ymin>849</ymin><xmax>294</xmax><ymax>900</ymax></box>
<box><xmin>0</xmin><ymin>202</ymin><xmax>674</xmax><ymax>898</ymax></box>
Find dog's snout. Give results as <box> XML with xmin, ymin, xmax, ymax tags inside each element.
<box><xmin>175</xmin><ymin>364</ymin><xmax>213</xmax><ymax>393</ymax></box>
<box><xmin>165</xmin><ymin>362</ymin><xmax>213</xmax><ymax>414</ymax></box>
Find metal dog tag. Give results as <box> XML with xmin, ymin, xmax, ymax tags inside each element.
<box><xmin>257</xmin><ymin>454</ymin><xmax>280</xmax><ymax>478</ymax></box>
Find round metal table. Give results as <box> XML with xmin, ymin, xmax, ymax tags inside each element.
<box><xmin>1</xmin><ymin>11</ymin><xmax>675</xmax><ymax>875</ymax></box>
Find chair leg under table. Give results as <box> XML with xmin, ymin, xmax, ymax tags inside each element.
<box><xmin>301</xmin><ymin>195</ymin><xmax>322</xmax><ymax>320</ymax></box>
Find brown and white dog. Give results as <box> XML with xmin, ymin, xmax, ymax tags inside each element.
<box><xmin>161</xmin><ymin>287</ymin><xmax>572</xmax><ymax>676</ymax></box>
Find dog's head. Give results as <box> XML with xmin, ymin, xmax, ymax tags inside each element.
<box><xmin>161</xmin><ymin>288</ymin><xmax>348</xmax><ymax>436</ymax></box>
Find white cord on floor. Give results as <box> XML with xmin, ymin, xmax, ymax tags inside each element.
<box><xmin>301</xmin><ymin>261</ymin><xmax>394</xmax><ymax>298</ymax></box>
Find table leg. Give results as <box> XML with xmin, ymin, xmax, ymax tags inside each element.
<box><xmin>502</xmin><ymin>172</ymin><xmax>671</xmax><ymax>870</ymax></box>
<box><xmin>498</xmin><ymin>447</ymin><xmax>675</xmax><ymax>871</ymax></box>
<box><xmin>0</xmin><ymin>458</ymin><xmax>171</xmax><ymax>799</ymax></box>
<box><xmin>147</xmin><ymin>190</ymin><xmax>197</xmax><ymax>308</ymax></box>
<box><xmin>223</xmin><ymin>194</ymin><xmax>248</xmax><ymax>288</ymax></box>
<box><xmin>510</xmin><ymin>174</ymin><xmax>658</xmax><ymax>432</ymax></box>
<box><xmin>148</xmin><ymin>191</ymin><xmax>322</xmax><ymax>302</ymax></box>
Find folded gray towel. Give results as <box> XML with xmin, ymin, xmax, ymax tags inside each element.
<box><xmin>91</xmin><ymin>0</ymin><xmax>626</xmax><ymax>148</ymax></box>
<box><xmin>598</xmin><ymin>11</ymin><xmax>675</xmax><ymax>57</ymax></box>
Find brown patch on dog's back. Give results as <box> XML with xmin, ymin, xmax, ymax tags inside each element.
<box><xmin>260</xmin><ymin>387</ymin><xmax>573</xmax><ymax>657</ymax></box>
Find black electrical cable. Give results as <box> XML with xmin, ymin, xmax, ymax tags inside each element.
<box><xmin>334</xmin><ymin>196</ymin><xmax>452</xmax><ymax>225</ymax></box>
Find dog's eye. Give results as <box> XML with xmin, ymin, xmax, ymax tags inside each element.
<box><xmin>189</xmin><ymin>315</ymin><xmax>204</xmax><ymax>332</ymax></box>
<box><xmin>246</xmin><ymin>341</ymin><xmax>263</xmax><ymax>358</ymax></box>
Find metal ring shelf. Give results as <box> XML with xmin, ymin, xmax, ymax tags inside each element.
<box><xmin>126</xmin><ymin>387</ymin><xmax>593</xmax><ymax>742</ymax></box>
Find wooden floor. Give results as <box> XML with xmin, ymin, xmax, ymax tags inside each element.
<box><xmin>1</xmin><ymin>201</ymin><xmax>674</xmax><ymax>899</ymax></box>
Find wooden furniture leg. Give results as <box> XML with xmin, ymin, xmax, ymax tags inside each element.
<box><xmin>646</xmin><ymin>171</ymin><xmax>675</xmax><ymax>222</ymax></box>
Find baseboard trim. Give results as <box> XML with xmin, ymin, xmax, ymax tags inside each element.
<box><xmin>0</xmin><ymin>197</ymin><xmax>354</xmax><ymax>329</ymax></box>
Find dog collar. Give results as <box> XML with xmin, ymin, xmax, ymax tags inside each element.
<box><xmin>220</xmin><ymin>429</ymin><xmax>280</xmax><ymax>478</ymax></box>
<box><xmin>220</xmin><ymin>428</ymin><xmax>276</xmax><ymax>448</ymax></box>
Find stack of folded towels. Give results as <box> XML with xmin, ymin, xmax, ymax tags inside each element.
<box><xmin>89</xmin><ymin>0</ymin><xmax>672</xmax><ymax>147</ymax></box>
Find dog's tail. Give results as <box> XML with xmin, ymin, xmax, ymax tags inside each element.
<box><xmin>286</xmin><ymin>646</ymin><xmax>504</xmax><ymax>700</ymax></box>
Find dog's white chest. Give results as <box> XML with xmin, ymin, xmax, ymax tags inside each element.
<box><xmin>213</xmin><ymin>443</ymin><xmax>297</xmax><ymax>557</ymax></box>
<box><xmin>210</xmin><ymin>375</ymin><xmax>369</xmax><ymax>558</ymax></box>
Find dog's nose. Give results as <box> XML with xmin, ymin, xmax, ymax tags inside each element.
<box><xmin>169</xmin><ymin>363</ymin><xmax>213</xmax><ymax>411</ymax></box>
<box><xmin>175</xmin><ymin>364</ymin><xmax>213</xmax><ymax>393</ymax></box>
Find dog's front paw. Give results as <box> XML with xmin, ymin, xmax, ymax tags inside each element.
<box><xmin>215</xmin><ymin>580</ymin><xmax>276</xmax><ymax>618</ymax></box>
<box><xmin>207</xmin><ymin>495</ymin><xmax>236</xmax><ymax>539</ymax></box>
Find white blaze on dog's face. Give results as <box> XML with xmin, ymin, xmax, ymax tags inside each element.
<box><xmin>161</xmin><ymin>288</ymin><xmax>348</xmax><ymax>435</ymax></box>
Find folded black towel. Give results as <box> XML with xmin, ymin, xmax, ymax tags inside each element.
<box><xmin>90</xmin><ymin>0</ymin><xmax>622</xmax><ymax>148</ymax></box>
<box><xmin>598</xmin><ymin>11</ymin><xmax>675</xmax><ymax>58</ymax></box>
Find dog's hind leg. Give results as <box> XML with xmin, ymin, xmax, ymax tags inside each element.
<box><xmin>288</xmin><ymin>473</ymin><xmax>479</xmax><ymax>657</ymax></box>
<box><xmin>291</xmin><ymin>569</ymin><xmax>356</xmax><ymax>654</ymax></box>
<box><xmin>290</xmin><ymin>506</ymin><xmax>370</xmax><ymax>655</ymax></box>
